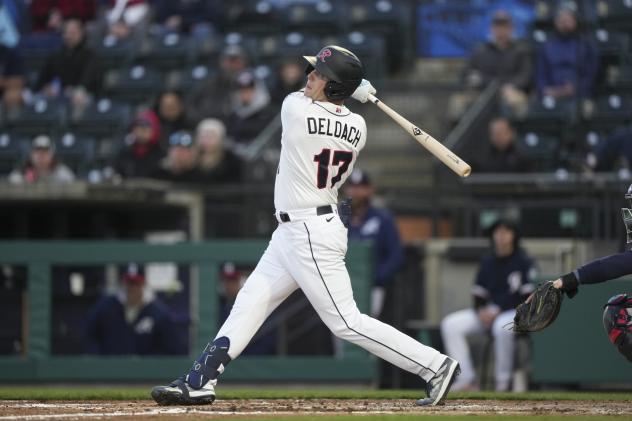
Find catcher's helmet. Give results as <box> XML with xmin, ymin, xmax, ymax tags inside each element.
<box><xmin>303</xmin><ymin>46</ymin><xmax>363</xmax><ymax>101</ymax></box>
<box><xmin>622</xmin><ymin>184</ymin><xmax>632</xmax><ymax>243</ymax></box>
<box><xmin>603</xmin><ymin>293</ymin><xmax>632</xmax><ymax>362</ymax></box>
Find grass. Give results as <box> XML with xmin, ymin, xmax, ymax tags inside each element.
<box><xmin>0</xmin><ymin>386</ymin><xmax>630</xmax><ymax>402</ymax></box>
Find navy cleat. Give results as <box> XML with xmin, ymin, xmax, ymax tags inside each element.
<box><xmin>416</xmin><ymin>357</ymin><xmax>460</xmax><ymax>407</ymax></box>
<box><xmin>151</xmin><ymin>376</ymin><xmax>216</xmax><ymax>406</ymax></box>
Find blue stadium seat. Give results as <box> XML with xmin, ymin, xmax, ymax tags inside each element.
<box><xmin>54</xmin><ymin>133</ymin><xmax>96</xmax><ymax>176</ymax></box>
<box><xmin>597</xmin><ymin>0</ymin><xmax>632</xmax><ymax>31</ymax></box>
<box><xmin>19</xmin><ymin>33</ymin><xmax>63</xmax><ymax>74</ymax></box>
<box><xmin>166</xmin><ymin>64</ymin><xmax>217</xmax><ymax>93</ymax></box>
<box><xmin>69</xmin><ymin>99</ymin><xmax>132</xmax><ymax>139</ymax></box>
<box><xmin>4</xmin><ymin>98</ymin><xmax>67</xmax><ymax>137</ymax></box>
<box><xmin>103</xmin><ymin>65</ymin><xmax>164</xmax><ymax>105</ymax></box>
<box><xmin>517</xmin><ymin>131</ymin><xmax>560</xmax><ymax>171</ymax></box>
<box><xmin>281</xmin><ymin>1</ymin><xmax>347</xmax><ymax>35</ymax></box>
<box><xmin>137</xmin><ymin>33</ymin><xmax>194</xmax><ymax>71</ymax></box>
<box><xmin>0</xmin><ymin>133</ymin><xmax>29</xmax><ymax>175</ymax></box>
<box><xmin>221</xmin><ymin>0</ymin><xmax>280</xmax><ymax>34</ymax></box>
<box><xmin>514</xmin><ymin>97</ymin><xmax>576</xmax><ymax>133</ymax></box>
<box><xmin>590</xmin><ymin>28</ymin><xmax>629</xmax><ymax>65</ymax></box>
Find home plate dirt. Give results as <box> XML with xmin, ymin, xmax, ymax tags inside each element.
<box><xmin>1</xmin><ymin>399</ymin><xmax>630</xmax><ymax>420</ymax></box>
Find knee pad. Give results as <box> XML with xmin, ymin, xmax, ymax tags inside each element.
<box><xmin>186</xmin><ymin>336</ymin><xmax>232</xmax><ymax>389</ymax></box>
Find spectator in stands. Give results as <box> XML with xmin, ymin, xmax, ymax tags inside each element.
<box><xmin>535</xmin><ymin>4</ymin><xmax>598</xmax><ymax>101</ymax></box>
<box><xmin>153</xmin><ymin>0</ymin><xmax>218</xmax><ymax>37</ymax></box>
<box><xmin>195</xmin><ymin>118</ymin><xmax>242</xmax><ymax>183</ymax></box>
<box><xmin>154</xmin><ymin>90</ymin><xmax>188</xmax><ymax>146</ymax></box>
<box><xmin>104</xmin><ymin>0</ymin><xmax>150</xmax><ymax>41</ymax></box>
<box><xmin>271</xmin><ymin>58</ymin><xmax>306</xmax><ymax>105</ymax></box>
<box><xmin>226</xmin><ymin>69</ymin><xmax>275</xmax><ymax>145</ymax></box>
<box><xmin>218</xmin><ymin>262</ymin><xmax>277</xmax><ymax>355</ymax></box>
<box><xmin>463</xmin><ymin>10</ymin><xmax>532</xmax><ymax>116</ymax></box>
<box><xmin>152</xmin><ymin>130</ymin><xmax>206</xmax><ymax>184</ymax></box>
<box><xmin>112</xmin><ymin>109</ymin><xmax>164</xmax><ymax>178</ymax></box>
<box><xmin>29</xmin><ymin>0</ymin><xmax>97</xmax><ymax>33</ymax></box>
<box><xmin>83</xmin><ymin>263</ymin><xmax>184</xmax><ymax>355</ymax></box>
<box><xmin>441</xmin><ymin>218</ymin><xmax>536</xmax><ymax>392</ymax></box>
<box><xmin>587</xmin><ymin>124</ymin><xmax>632</xmax><ymax>172</ymax></box>
<box><xmin>0</xmin><ymin>44</ymin><xmax>26</xmax><ymax>109</ymax></box>
<box><xmin>472</xmin><ymin>117</ymin><xmax>531</xmax><ymax>173</ymax></box>
<box><xmin>8</xmin><ymin>135</ymin><xmax>75</xmax><ymax>184</ymax></box>
<box><xmin>35</xmin><ymin>18</ymin><xmax>102</xmax><ymax>107</ymax></box>
<box><xmin>186</xmin><ymin>44</ymin><xmax>249</xmax><ymax>124</ymax></box>
<box><xmin>344</xmin><ymin>169</ymin><xmax>404</xmax><ymax>319</ymax></box>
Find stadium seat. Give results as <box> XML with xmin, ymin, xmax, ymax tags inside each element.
<box><xmin>0</xmin><ymin>133</ymin><xmax>29</xmax><ymax>175</ymax></box>
<box><xmin>69</xmin><ymin>99</ymin><xmax>132</xmax><ymax>139</ymax></box>
<box><xmin>281</xmin><ymin>1</ymin><xmax>347</xmax><ymax>35</ymax></box>
<box><xmin>4</xmin><ymin>98</ymin><xmax>67</xmax><ymax>138</ymax></box>
<box><xmin>103</xmin><ymin>65</ymin><xmax>164</xmax><ymax>105</ymax></box>
<box><xmin>137</xmin><ymin>33</ymin><xmax>193</xmax><ymax>72</ymax></box>
<box><xmin>54</xmin><ymin>133</ymin><xmax>96</xmax><ymax>176</ymax></box>
<box><xmin>256</xmin><ymin>32</ymin><xmax>320</xmax><ymax>66</ymax></box>
<box><xmin>517</xmin><ymin>131</ymin><xmax>560</xmax><ymax>171</ymax></box>
<box><xmin>513</xmin><ymin>97</ymin><xmax>576</xmax><ymax>133</ymax></box>
<box><xmin>91</xmin><ymin>35</ymin><xmax>137</xmax><ymax>71</ymax></box>
<box><xmin>166</xmin><ymin>64</ymin><xmax>217</xmax><ymax>93</ymax></box>
<box><xmin>597</xmin><ymin>0</ymin><xmax>632</xmax><ymax>31</ymax></box>
<box><xmin>532</xmin><ymin>0</ymin><xmax>597</xmax><ymax>29</ymax></box>
<box><xmin>221</xmin><ymin>0</ymin><xmax>280</xmax><ymax>34</ymax></box>
<box><xmin>19</xmin><ymin>33</ymin><xmax>63</xmax><ymax>74</ymax></box>
<box><xmin>590</xmin><ymin>28</ymin><xmax>629</xmax><ymax>65</ymax></box>
<box><xmin>319</xmin><ymin>32</ymin><xmax>386</xmax><ymax>81</ymax></box>
<box><xmin>583</xmin><ymin>94</ymin><xmax>632</xmax><ymax>129</ymax></box>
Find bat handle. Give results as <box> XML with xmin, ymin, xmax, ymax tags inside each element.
<box><xmin>367</xmin><ymin>94</ymin><xmax>379</xmax><ymax>104</ymax></box>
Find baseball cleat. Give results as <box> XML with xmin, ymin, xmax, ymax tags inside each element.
<box><xmin>151</xmin><ymin>376</ymin><xmax>216</xmax><ymax>405</ymax></box>
<box><xmin>416</xmin><ymin>357</ymin><xmax>460</xmax><ymax>407</ymax></box>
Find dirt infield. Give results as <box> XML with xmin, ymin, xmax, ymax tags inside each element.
<box><xmin>1</xmin><ymin>399</ymin><xmax>631</xmax><ymax>420</ymax></box>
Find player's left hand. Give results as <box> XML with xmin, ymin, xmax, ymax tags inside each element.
<box><xmin>351</xmin><ymin>79</ymin><xmax>376</xmax><ymax>103</ymax></box>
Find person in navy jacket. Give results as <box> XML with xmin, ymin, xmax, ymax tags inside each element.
<box><xmin>441</xmin><ymin>218</ymin><xmax>537</xmax><ymax>391</ymax></box>
<box><xmin>83</xmin><ymin>264</ymin><xmax>184</xmax><ymax>355</ymax></box>
<box><xmin>344</xmin><ymin>169</ymin><xmax>404</xmax><ymax>318</ymax></box>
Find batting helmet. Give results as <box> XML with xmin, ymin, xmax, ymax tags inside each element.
<box><xmin>303</xmin><ymin>46</ymin><xmax>363</xmax><ymax>101</ymax></box>
<box><xmin>603</xmin><ymin>293</ymin><xmax>632</xmax><ymax>362</ymax></box>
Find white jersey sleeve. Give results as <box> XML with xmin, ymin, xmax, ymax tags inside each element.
<box><xmin>274</xmin><ymin>91</ymin><xmax>367</xmax><ymax>211</ymax></box>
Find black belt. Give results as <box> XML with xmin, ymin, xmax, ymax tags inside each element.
<box><xmin>279</xmin><ymin>205</ymin><xmax>333</xmax><ymax>222</ymax></box>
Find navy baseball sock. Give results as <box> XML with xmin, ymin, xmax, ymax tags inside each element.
<box><xmin>186</xmin><ymin>336</ymin><xmax>232</xmax><ymax>389</ymax></box>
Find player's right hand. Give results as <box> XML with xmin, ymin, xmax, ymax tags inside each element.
<box><xmin>351</xmin><ymin>79</ymin><xmax>376</xmax><ymax>103</ymax></box>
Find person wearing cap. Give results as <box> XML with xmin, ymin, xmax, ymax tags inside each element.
<box><xmin>451</xmin><ymin>10</ymin><xmax>532</xmax><ymax>119</ymax></box>
<box><xmin>195</xmin><ymin>118</ymin><xmax>242</xmax><ymax>183</ymax></box>
<box><xmin>111</xmin><ymin>109</ymin><xmax>165</xmax><ymax>179</ymax></box>
<box><xmin>226</xmin><ymin>69</ymin><xmax>275</xmax><ymax>145</ymax></box>
<box><xmin>186</xmin><ymin>44</ymin><xmax>250</xmax><ymax>125</ymax></box>
<box><xmin>217</xmin><ymin>262</ymin><xmax>277</xmax><ymax>355</ymax></box>
<box><xmin>440</xmin><ymin>218</ymin><xmax>537</xmax><ymax>392</ymax></box>
<box><xmin>535</xmin><ymin>3</ymin><xmax>598</xmax><ymax>100</ymax></box>
<box><xmin>8</xmin><ymin>135</ymin><xmax>75</xmax><ymax>184</ymax></box>
<box><xmin>152</xmin><ymin>130</ymin><xmax>206</xmax><ymax>184</ymax></box>
<box><xmin>344</xmin><ymin>169</ymin><xmax>404</xmax><ymax>319</ymax></box>
<box><xmin>83</xmin><ymin>263</ymin><xmax>185</xmax><ymax>355</ymax></box>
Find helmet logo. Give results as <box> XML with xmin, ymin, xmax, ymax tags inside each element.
<box><xmin>317</xmin><ymin>49</ymin><xmax>332</xmax><ymax>62</ymax></box>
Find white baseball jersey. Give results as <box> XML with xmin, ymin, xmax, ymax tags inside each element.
<box><xmin>274</xmin><ymin>91</ymin><xmax>367</xmax><ymax>210</ymax></box>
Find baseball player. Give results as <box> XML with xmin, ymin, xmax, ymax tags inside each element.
<box><xmin>151</xmin><ymin>46</ymin><xmax>460</xmax><ymax>407</ymax></box>
<box><xmin>548</xmin><ymin>184</ymin><xmax>632</xmax><ymax>361</ymax></box>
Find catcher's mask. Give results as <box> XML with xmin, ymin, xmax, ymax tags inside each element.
<box><xmin>602</xmin><ymin>293</ymin><xmax>632</xmax><ymax>362</ymax></box>
<box><xmin>621</xmin><ymin>184</ymin><xmax>632</xmax><ymax>243</ymax></box>
<box><xmin>303</xmin><ymin>46</ymin><xmax>364</xmax><ymax>101</ymax></box>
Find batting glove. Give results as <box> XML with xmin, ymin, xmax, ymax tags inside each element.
<box><xmin>351</xmin><ymin>79</ymin><xmax>376</xmax><ymax>103</ymax></box>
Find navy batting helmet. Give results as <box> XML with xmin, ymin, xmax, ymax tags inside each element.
<box><xmin>603</xmin><ymin>293</ymin><xmax>632</xmax><ymax>362</ymax></box>
<box><xmin>303</xmin><ymin>46</ymin><xmax>363</xmax><ymax>101</ymax></box>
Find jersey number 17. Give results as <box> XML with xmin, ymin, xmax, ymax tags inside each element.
<box><xmin>313</xmin><ymin>149</ymin><xmax>353</xmax><ymax>189</ymax></box>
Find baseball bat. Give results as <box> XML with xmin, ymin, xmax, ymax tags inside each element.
<box><xmin>367</xmin><ymin>94</ymin><xmax>471</xmax><ymax>178</ymax></box>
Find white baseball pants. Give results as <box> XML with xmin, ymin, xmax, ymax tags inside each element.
<box><xmin>216</xmin><ymin>209</ymin><xmax>447</xmax><ymax>382</ymax></box>
<box><xmin>440</xmin><ymin>308</ymin><xmax>516</xmax><ymax>391</ymax></box>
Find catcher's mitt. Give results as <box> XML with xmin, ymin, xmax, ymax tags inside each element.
<box><xmin>513</xmin><ymin>281</ymin><xmax>563</xmax><ymax>332</ymax></box>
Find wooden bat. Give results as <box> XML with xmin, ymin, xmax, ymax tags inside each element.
<box><xmin>367</xmin><ymin>94</ymin><xmax>471</xmax><ymax>177</ymax></box>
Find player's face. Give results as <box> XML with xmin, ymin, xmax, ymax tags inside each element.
<box><xmin>305</xmin><ymin>69</ymin><xmax>328</xmax><ymax>102</ymax></box>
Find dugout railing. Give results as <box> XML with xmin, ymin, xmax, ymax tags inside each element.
<box><xmin>0</xmin><ymin>241</ymin><xmax>376</xmax><ymax>383</ymax></box>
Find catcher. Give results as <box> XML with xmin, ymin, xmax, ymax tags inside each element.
<box><xmin>514</xmin><ymin>184</ymin><xmax>632</xmax><ymax>362</ymax></box>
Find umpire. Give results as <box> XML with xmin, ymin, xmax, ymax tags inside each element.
<box><xmin>440</xmin><ymin>218</ymin><xmax>537</xmax><ymax>391</ymax></box>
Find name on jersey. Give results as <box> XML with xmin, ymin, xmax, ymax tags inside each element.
<box><xmin>306</xmin><ymin>117</ymin><xmax>361</xmax><ymax>147</ymax></box>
